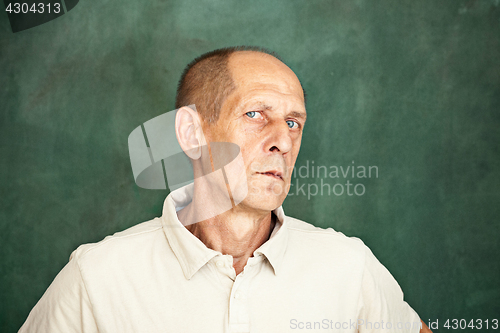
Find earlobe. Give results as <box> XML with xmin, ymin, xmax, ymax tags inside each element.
<box><xmin>175</xmin><ymin>106</ymin><xmax>205</xmax><ymax>160</ymax></box>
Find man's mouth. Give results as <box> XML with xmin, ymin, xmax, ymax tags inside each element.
<box><xmin>257</xmin><ymin>170</ymin><xmax>283</xmax><ymax>180</ymax></box>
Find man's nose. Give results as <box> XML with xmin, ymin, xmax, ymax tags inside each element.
<box><xmin>266</xmin><ymin>120</ymin><xmax>293</xmax><ymax>154</ymax></box>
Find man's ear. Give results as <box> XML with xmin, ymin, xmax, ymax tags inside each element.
<box><xmin>175</xmin><ymin>106</ymin><xmax>206</xmax><ymax>160</ymax></box>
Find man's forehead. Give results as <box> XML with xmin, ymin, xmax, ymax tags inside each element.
<box><xmin>227</xmin><ymin>51</ymin><xmax>305</xmax><ymax>101</ymax></box>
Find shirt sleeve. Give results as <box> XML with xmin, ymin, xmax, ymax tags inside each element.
<box><xmin>358</xmin><ymin>245</ymin><xmax>422</xmax><ymax>333</ymax></box>
<box><xmin>18</xmin><ymin>252</ymin><xmax>99</xmax><ymax>333</ymax></box>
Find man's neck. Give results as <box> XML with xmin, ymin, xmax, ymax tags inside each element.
<box><xmin>178</xmin><ymin>199</ymin><xmax>276</xmax><ymax>276</ymax></box>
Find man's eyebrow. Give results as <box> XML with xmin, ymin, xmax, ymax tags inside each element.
<box><xmin>251</xmin><ymin>102</ymin><xmax>272</xmax><ymax>110</ymax></box>
<box><xmin>288</xmin><ymin>111</ymin><xmax>307</xmax><ymax>121</ymax></box>
<box><xmin>249</xmin><ymin>102</ymin><xmax>307</xmax><ymax>120</ymax></box>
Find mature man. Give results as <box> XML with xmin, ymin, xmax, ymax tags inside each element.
<box><xmin>20</xmin><ymin>46</ymin><xmax>431</xmax><ymax>332</ymax></box>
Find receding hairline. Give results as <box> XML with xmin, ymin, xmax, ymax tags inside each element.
<box><xmin>228</xmin><ymin>50</ymin><xmax>296</xmax><ymax>72</ymax></box>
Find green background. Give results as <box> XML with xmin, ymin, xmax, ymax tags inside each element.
<box><xmin>1</xmin><ymin>0</ymin><xmax>499</xmax><ymax>331</ymax></box>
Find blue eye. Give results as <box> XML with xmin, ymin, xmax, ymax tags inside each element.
<box><xmin>246</xmin><ymin>111</ymin><xmax>257</xmax><ymax>118</ymax></box>
<box><xmin>286</xmin><ymin>120</ymin><xmax>298</xmax><ymax>129</ymax></box>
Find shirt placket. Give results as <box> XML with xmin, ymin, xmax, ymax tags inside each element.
<box><xmin>227</xmin><ymin>255</ymin><xmax>263</xmax><ymax>333</ymax></box>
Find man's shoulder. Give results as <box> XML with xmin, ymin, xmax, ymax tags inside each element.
<box><xmin>284</xmin><ymin>215</ymin><xmax>368</xmax><ymax>259</ymax></box>
<box><xmin>69</xmin><ymin>218</ymin><xmax>165</xmax><ymax>263</ymax></box>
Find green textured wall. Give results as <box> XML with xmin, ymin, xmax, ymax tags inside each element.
<box><xmin>1</xmin><ymin>0</ymin><xmax>499</xmax><ymax>332</ymax></box>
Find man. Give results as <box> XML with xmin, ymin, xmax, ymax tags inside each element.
<box><xmin>20</xmin><ymin>46</ymin><xmax>431</xmax><ymax>332</ymax></box>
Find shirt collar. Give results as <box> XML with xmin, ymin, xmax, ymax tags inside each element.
<box><xmin>253</xmin><ymin>205</ymin><xmax>288</xmax><ymax>276</ymax></box>
<box><xmin>161</xmin><ymin>183</ymin><xmax>289</xmax><ymax>279</ymax></box>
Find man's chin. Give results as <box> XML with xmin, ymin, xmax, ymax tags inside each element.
<box><xmin>238</xmin><ymin>190</ymin><xmax>287</xmax><ymax>213</ymax></box>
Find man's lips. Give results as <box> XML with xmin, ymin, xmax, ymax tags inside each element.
<box><xmin>256</xmin><ymin>170</ymin><xmax>283</xmax><ymax>180</ymax></box>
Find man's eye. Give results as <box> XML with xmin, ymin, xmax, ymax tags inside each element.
<box><xmin>286</xmin><ymin>120</ymin><xmax>299</xmax><ymax>129</ymax></box>
<box><xmin>246</xmin><ymin>111</ymin><xmax>262</xmax><ymax>119</ymax></box>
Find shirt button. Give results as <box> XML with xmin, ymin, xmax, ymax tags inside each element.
<box><xmin>216</xmin><ymin>260</ymin><xmax>224</xmax><ymax>268</ymax></box>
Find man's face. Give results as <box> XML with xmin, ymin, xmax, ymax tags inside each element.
<box><xmin>203</xmin><ymin>51</ymin><xmax>306</xmax><ymax>212</ymax></box>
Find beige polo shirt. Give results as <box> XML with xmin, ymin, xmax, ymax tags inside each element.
<box><xmin>19</xmin><ymin>184</ymin><xmax>421</xmax><ymax>333</ymax></box>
